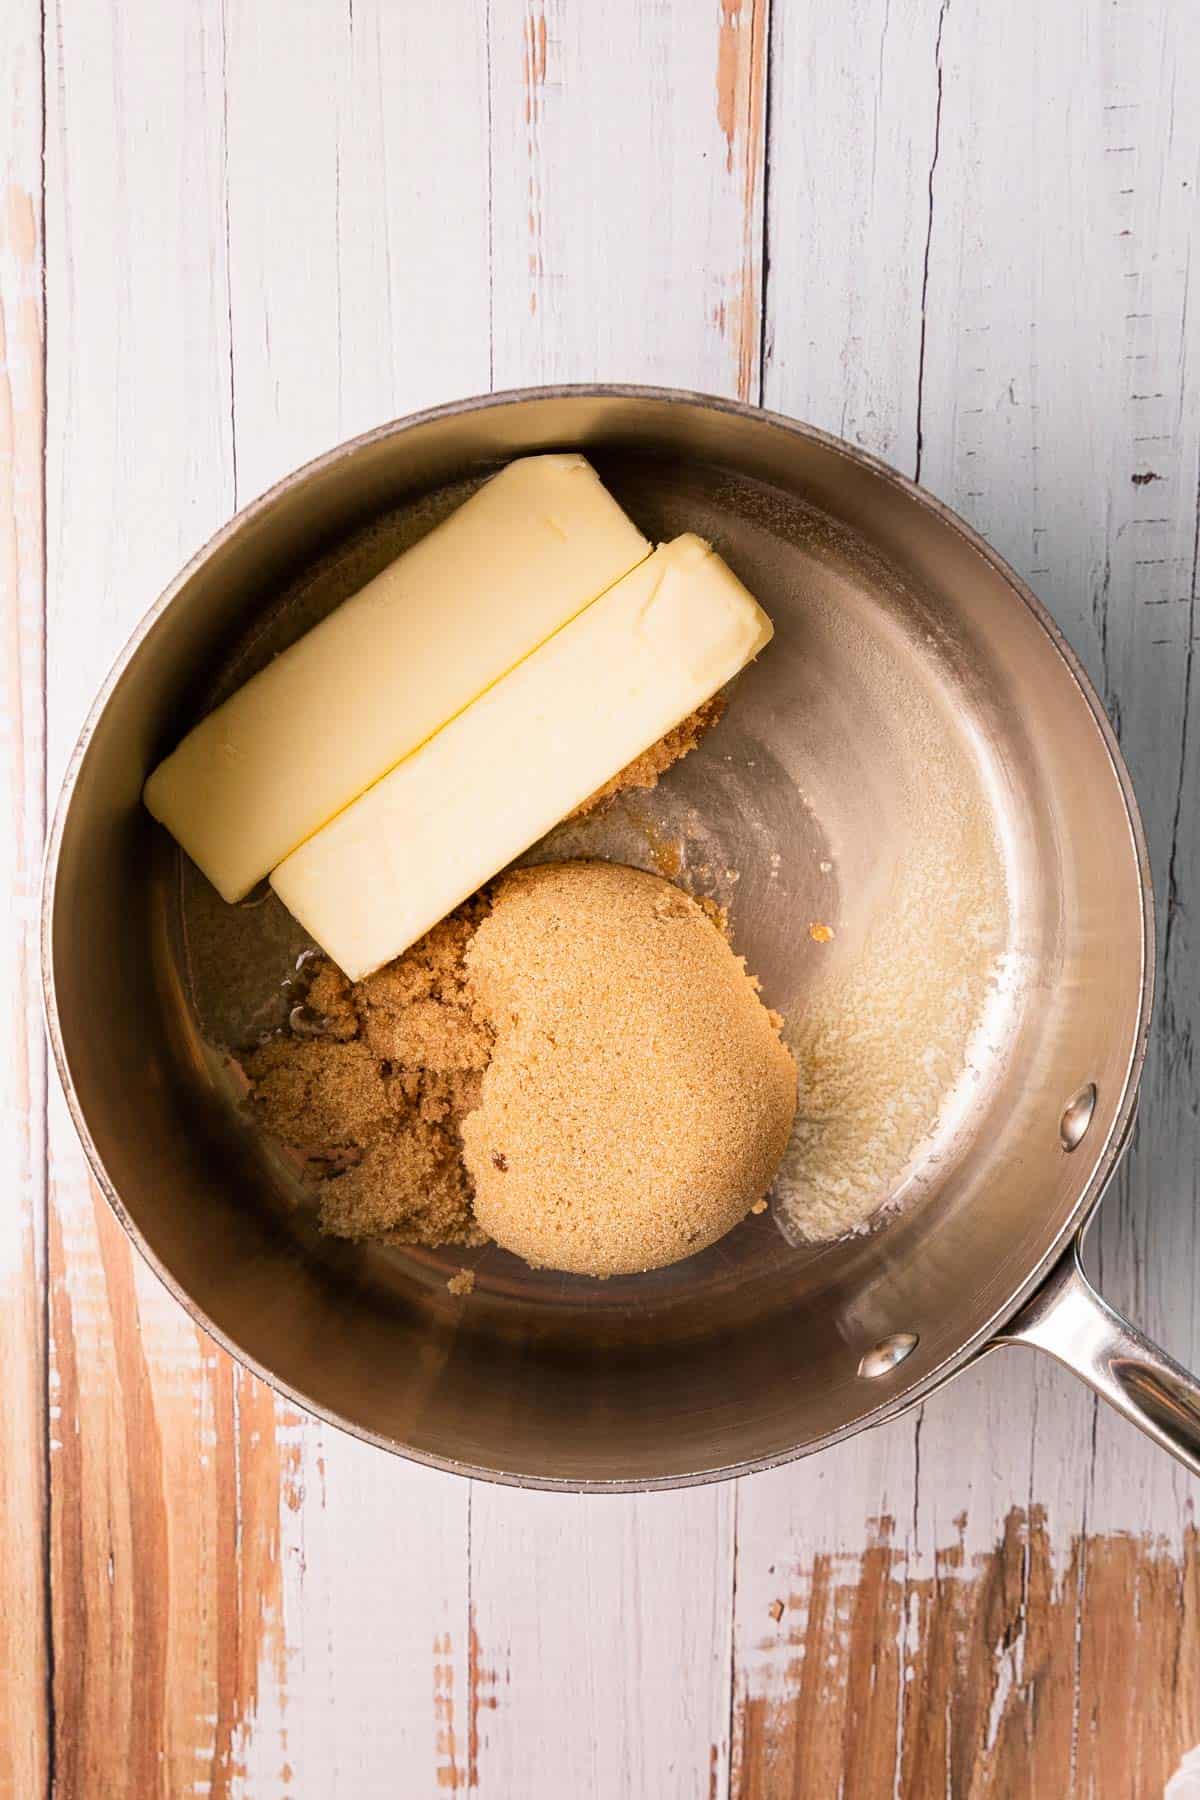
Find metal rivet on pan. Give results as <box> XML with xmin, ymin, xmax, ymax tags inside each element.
<box><xmin>1060</xmin><ymin>1083</ymin><xmax>1098</xmax><ymax>1152</ymax></box>
<box><xmin>858</xmin><ymin>1333</ymin><xmax>919</xmax><ymax>1379</ymax></box>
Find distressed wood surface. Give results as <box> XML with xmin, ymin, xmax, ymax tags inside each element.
<box><xmin>2</xmin><ymin>0</ymin><xmax>1198</xmax><ymax>1794</ymax></box>
<box><xmin>0</xmin><ymin>5</ymin><xmax>48</xmax><ymax>1798</ymax></box>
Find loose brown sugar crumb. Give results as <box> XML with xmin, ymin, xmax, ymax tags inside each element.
<box><xmin>697</xmin><ymin>895</ymin><xmax>731</xmax><ymax>937</ymax></box>
<box><xmin>247</xmin><ymin>1036</ymin><xmax>395</xmax><ymax>1157</ymax></box>
<box><xmin>243</xmin><ymin>903</ymin><xmax>492</xmax><ymax>1248</ymax></box>
<box><xmin>570</xmin><ymin>695</ymin><xmax>724</xmax><ymax>818</ymax></box>
<box><xmin>304</xmin><ymin>960</ymin><xmax>358</xmax><ymax>1039</ymax></box>
<box><xmin>447</xmin><ymin>1268</ymin><xmax>476</xmax><ymax>1296</ymax></box>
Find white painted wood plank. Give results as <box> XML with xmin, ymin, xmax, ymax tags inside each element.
<box><xmin>488</xmin><ymin>0</ymin><xmax>767</xmax><ymax>399</ymax></box>
<box><xmin>45</xmin><ymin>0</ymin><xmax>236</xmax><ymax>745</ymax></box>
<box><xmin>761</xmin><ymin>0</ymin><xmax>943</xmax><ymax>464</ymax></box>
<box><xmin>471</xmin><ymin>1487</ymin><xmax>735</xmax><ymax>1798</ymax></box>
<box><xmin>223</xmin><ymin>0</ymin><xmax>492</xmax><ymax>509</ymax></box>
<box><xmin>0</xmin><ymin>2</ymin><xmax>49</xmax><ymax>1792</ymax></box>
<box><xmin>855</xmin><ymin>7</ymin><xmax>1100</xmax><ymax>1749</ymax></box>
<box><xmin>732</xmin><ymin>5</ymin><xmax>940</xmax><ymax>1779</ymax></box>
<box><xmin>42</xmin><ymin>3</ymin><xmax>264</xmax><ymax>1789</ymax></box>
<box><xmin>918</xmin><ymin>0</ymin><xmax>1200</xmax><ymax>1544</ymax></box>
<box><xmin>467</xmin><ymin>5</ymin><xmax>769</xmax><ymax>1793</ymax></box>
<box><xmin>46</xmin><ymin>0</ymin><xmax>484</xmax><ymax>1779</ymax></box>
<box><xmin>42</xmin><ymin>6</ymin><xmax>274</xmax><ymax>1791</ymax></box>
<box><xmin>260</xmin><ymin>1428</ymin><xmax>478</xmax><ymax>1797</ymax></box>
<box><xmin>218</xmin><ymin>3</ymin><xmax>496</xmax><ymax>1788</ymax></box>
<box><xmin>734</xmin><ymin>0</ymin><xmax>1200</xmax><ymax>1780</ymax></box>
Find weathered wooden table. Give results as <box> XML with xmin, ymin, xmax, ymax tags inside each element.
<box><xmin>4</xmin><ymin>3</ymin><xmax>1198</xmax><ymax>1794</ymax></box>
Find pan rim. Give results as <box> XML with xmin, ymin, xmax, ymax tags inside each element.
<box><xmin>40</xmin><ymin>382</ymin><xmax>1155</xmax><ymax>1492</ymax></box>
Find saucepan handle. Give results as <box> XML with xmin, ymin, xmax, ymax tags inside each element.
<box><xmin>998</xmin><ymin>1240</ymin><xmax>1200</xmax><ymax>1477</ymax></box>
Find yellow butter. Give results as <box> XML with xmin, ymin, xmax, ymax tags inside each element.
<box><xmin>271</xmin><ymin>535</ymin><xmax>773</xmax><ymax>980</ymax></box>
<box><xmin>143</xmin><ymin>455</ymin><xmax>650</xmax><ymax>901</ymax></box>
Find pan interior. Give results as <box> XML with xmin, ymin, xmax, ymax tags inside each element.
<box><xmin>176</xmin><ymin>455</ymin><xmax>1017</xmax><ymax>1299</ymax></box>
<box><xmin>50</xmin><ymin>397</ymin><xmax>1147</xmax><ymax>1485</ymax></box>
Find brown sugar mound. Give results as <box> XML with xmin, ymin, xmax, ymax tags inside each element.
<box><xmin>461</xmin><ymin>862</ymin><xmax>797</xmax><ymax>1276</ymax></box>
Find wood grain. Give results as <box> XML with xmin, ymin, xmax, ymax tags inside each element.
<box><xmin>469</xmin><ymin>1487</ymin><xmax>736</xmax><ymax>1797</ymax></box>
<box><xmin>471</xmin><ymin>6</ymin><xmax>769</xmax><ymax>1790</ymax></box>
<box><xmin>222</xmin><ymin>0</ymin><xmax>492</xmax><ymax>506</ymax></box>
<box><xmin>219</xmin><ymin>7</ymin><xmax>486</xmax><ymax>1787</ymax></box>
<box><xmin>0</xmin><ymin>3</ymin><xmax>48</xmax><ymax>1795</ymax></box>
<box><xmin>733</xmin><ymin>1</ymin><xmax>1200</xmax><ymax>1791</ymax></box>
<box><xmin>915</xmin><ymin>0</ymin><xmax>1200</xmax><ymax>1537</ymax></box>
<box><xmin>487</xmin><ymin>0</ymin><xmax>766</xmax><ymax>397</ymax></box>
<box><xmin>734</xmin><ymin>1510</ymin><xmax>1200</xmax><ymax>1798</ymax></box>
<box><xmin>41</xmin><ymin>4</ymin><xmax>291</xmax><ymax>1792</ymax></box>
<box><xmin>761</xmin><ymin>0</ymin><xmax>944</xmax><ymax>461</ymax></box>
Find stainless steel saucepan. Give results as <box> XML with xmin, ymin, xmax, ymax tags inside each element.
<box><xmin>42</xmin><ymin>386</ymin><xmax>1200</xmax><ymax>1489</ymax></box>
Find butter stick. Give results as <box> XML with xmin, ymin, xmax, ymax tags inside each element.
<box><xmin>271</xmin><ymin>535</ymin><xmax>773</xmax><ymax>980</ymax></box>
<box><xmin>144</xmin><ymin>455</ymin><xmax>650</xmax><ymax>901</ymax></box>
